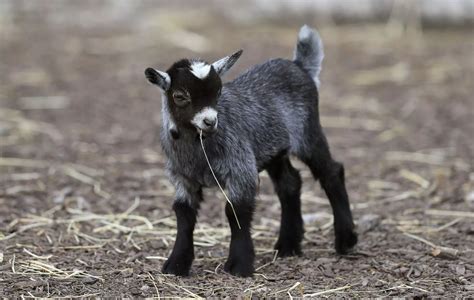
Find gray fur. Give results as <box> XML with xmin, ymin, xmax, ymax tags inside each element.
<box><xmin>293</xmin><ymin>25</ymin><xmax>324</xmax><ymax>88</ymax></box>
<box><xmin>162</xmin><ymin>56</ymin><xmax>321</xmax><ymax>205</ymax></box>
<box><xmin>150</xmin><ymin>25</ymin><xmax>357</xmax><ymax>277</ymax></box>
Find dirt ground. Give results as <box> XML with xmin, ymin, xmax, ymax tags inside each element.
<box><xmin>1</xmin><ymin>2</ymin><xmax>473</xmax><ymax>298</ymax></box>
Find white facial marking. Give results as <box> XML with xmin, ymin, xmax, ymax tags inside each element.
<box><xmin>191</xmin><ymin>107</ymin><xmax>218</xmax><ymax>130</ymax></box>
<box><xmin>190</xmin><ymin>61</ymin><xmax>211</xmax><ymax>79</ymax></box>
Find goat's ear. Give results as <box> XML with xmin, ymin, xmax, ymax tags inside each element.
<box><xmin>145</xmin><ymin>68</ymin><xmax>171</xmax><ymax>91</ymax></box>
<box><xmin>211</xmin><ymin>49</ymin><xmax>243</xmax><ymax>77</ymax></box>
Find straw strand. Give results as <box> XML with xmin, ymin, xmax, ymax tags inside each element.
<box><xmin>199</xmin><ymin>130</ymin><xmax>241</xmax><ymax>229</ymax></box>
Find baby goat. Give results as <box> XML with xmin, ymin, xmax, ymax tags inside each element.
<box><xmin>145</xmin><ymin>25</ymin><xmax>357</xmax><ymax>277</ymax></box>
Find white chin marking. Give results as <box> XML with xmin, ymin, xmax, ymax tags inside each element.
<box><xmin>191</xmin><ymin>107</ymin><xmax>218</xmax><ymax>130</ymax></box>
<box><xmin>190</xmin><ymin>61</ymin><xmax>211</xmax><ymax>79</ymax></box>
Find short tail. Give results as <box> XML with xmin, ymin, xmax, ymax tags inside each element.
<box><xmin>293</xmin><ymin>25</ymin><xmax>324</xmax><ymax>88</ymax></box>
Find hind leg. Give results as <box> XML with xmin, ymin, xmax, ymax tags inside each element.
<box><xmin>300</xmin><ymin>137</ymin><xmax>357</xmax><ymax>254</ymax></box>
<box><xmin>266</xmin><ymin>153</ymin><xmax>304</xmax><ymax>257</ymax></box>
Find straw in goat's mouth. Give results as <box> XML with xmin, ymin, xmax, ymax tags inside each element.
<box><xmin>199</xmin><ymin>129</ymin><xmax>241</xmax><ymax>229</ymax></box>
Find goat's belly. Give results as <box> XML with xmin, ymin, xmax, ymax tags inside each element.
<box><xmin>251</xmin><ymin>125</ymin><xmax>292</xmax><ymax>171</ymax></box>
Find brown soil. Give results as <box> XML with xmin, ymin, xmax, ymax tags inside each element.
<box><xmin>1</xmin><ymin>2</ymin><xmax>473</xmax><ymax>298</ymax></box>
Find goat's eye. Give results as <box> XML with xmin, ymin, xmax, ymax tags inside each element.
<box><xmin>172</xmin><ymin>91</ymin><xmax>191</xmax><ymax>107</ymax></box>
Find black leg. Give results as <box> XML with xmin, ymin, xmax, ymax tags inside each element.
<box><xmin>223</xmin><ymin>201</ymin><xmax>255</xmax><ymax>277</ymax></box>
<box><xmin>162</xmin><ymin>200</ymin><xmax>198</xmax><ymax>276</ymax></box>
<box><xmin>302</xmin><ymin>139</ymin><xmax>357</xmax><ymax>254</ymax></box>
<box><xmin>266</xmin><ymin>155</ymin><xmax>304</xmax><ymax>257</ymax></box>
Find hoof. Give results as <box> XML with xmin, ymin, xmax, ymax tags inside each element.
<box><xmin>161</xmin><ymin>253</ymin><xmax>193</xmax><ymax>276</ymax></box>
<box><xmin>335</xmin><ymin>229</ymin><xmax>358</xmax><ymax>255</ymax></box>
<box><xmin>224</xmin><ymin>256</ymin><xmax>254</xmax><ymax>277</ymax></box>
<box><xmin>274</xmin><ymin>239</ymin><xmax>302</xmax><ymax>257</ymax></box>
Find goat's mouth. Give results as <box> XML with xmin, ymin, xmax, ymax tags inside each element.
<box><xmin>192</xmin><ymin>118</ymin><xmax>218</xmax><ymax>137</ymax></box>
<box><xmin>191</xmin><ymin>107</ymin><xmax>218</xmax><ymax>137</ymax></box>
<box><xmin>196</xmin><ymin>125</ymin><xmax>217</xmax><ymax>137</ymax></box>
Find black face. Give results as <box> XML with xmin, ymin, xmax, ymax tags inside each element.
<box><xmin>165</xmin><ymin>59</ymin><xmax>222</xmax><ymax>132</ymax></box>
<box><xmin>146</xmin><ymin>50</ymin><xmax>243</xmax><ymax>136</ymax></box>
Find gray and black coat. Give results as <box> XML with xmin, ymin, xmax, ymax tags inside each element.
<box><xmin>145</xmin><ymin>25</ymin><xmax>357</xmax><ymax>277</ymax></box>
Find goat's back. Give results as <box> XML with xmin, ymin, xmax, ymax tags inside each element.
<box><xmin>218</xmin><ymin>59</ymin><xmax>320</xmax><ymax>168</ymax></box>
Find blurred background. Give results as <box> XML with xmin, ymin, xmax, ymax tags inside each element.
<box><xmin>0</xmin><ymin>0</ymin><xmax>473</xmax><ymax>297</ymax></box>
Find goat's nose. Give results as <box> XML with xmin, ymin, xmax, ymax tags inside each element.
<box><xmin>203</xmin><ymin>118</ymin><xmax>217</xmax><ymax>128</ymax></box>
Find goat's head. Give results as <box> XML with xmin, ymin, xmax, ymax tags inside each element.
<box><xmin>145</xmin><ymin>50</ymin><xmax>243</xmax><ymax>138</ymax></box>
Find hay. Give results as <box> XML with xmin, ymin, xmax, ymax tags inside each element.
<box><xmin>199</xmin><ymin>129</ymin><xmax>241</xmax><ymax>229</ymax></box>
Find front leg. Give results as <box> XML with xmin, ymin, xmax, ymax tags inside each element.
<box><xmin>224</xmin><ymin>171</ymin><xmax>257</xmax><ymax>277</ymax></box>
<box><xmin>162</xmin><ymin>176</ymin><xmax>201</xmax><ymax>276</ymax></box>
<box><xmin>162</xmin><ymin>201</ymin><xmax>197</xmax><ymax>276</ymax></box>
